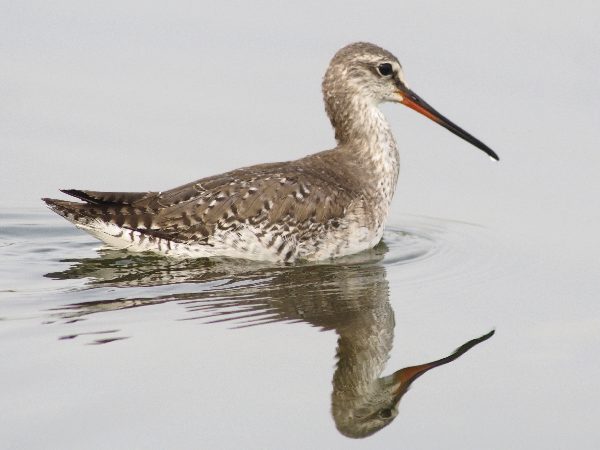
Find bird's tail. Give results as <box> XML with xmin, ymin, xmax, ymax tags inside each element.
<box><xmin>42</xmin><ymin>197</ymin><xmax>98</xmax><ymax>227</ymax></box>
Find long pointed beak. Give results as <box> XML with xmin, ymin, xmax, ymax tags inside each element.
<box><xmin>397</xmin><ymin>87</ymin><xmax>499</xmax><ymax>161</ymax></box>
<box><xmin>392</xmin><ymin>330</ymin><xmax>495</xmax><ymax>400</ymax></box>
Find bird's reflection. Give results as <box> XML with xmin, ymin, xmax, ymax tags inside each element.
<box><xmin>46</xmin><ymin>242</ymin><xmax>493</xmax><ymax>438</ymax></box>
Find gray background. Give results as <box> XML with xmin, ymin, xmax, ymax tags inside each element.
<box><xmin>2</xmin><ymin>1</ymin><xmax>599</xmax><ymax>449</ymax></box>
<box><xmin>3</xmin><ymin>0</ymin><xmax>599</xmax><ymax>237</ymax></box>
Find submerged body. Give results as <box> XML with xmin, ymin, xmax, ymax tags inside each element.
<box><xmin>44</xmin><ymin>42</ymin><xmax>497</xmax><ymax>262</ymax></box>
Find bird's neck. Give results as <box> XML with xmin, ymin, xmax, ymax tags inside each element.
<box><xmin>329</xmin><ymin>97</ymin><xmax>400</xmax><ymax>204</ymax></box>
<box><xmin>332</xmin><ymin>302</ymin><xmax>395</xmax><ymax>399</ymax></box>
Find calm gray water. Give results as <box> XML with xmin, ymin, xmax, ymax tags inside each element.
<box><xmin>2</xmin><ymin>207</ymin><xmax>598</xmax><ymax>449</ymax></box>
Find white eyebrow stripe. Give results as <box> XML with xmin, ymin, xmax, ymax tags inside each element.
<box><xmin>396</xmin><ymin>65</ymin><xmax>408</xmax><ymax>88</ymax></box>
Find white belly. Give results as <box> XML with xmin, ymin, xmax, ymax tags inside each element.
<box><xmin>77</xmin><ymin>217</ymin><xmax>384</xmax><ymax>263</ymax></box>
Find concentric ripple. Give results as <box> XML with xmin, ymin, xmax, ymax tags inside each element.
<box><xmin>381</xmin><ymin>215</ymin><xmax>504</xmax><ymax>288</ymax></box>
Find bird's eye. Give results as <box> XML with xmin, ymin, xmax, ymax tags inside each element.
<box><xmin>377</xmin><ymin>63</ymin><xmax>393</xmax><ymax>77</ymax></box>
<box><xmin>378</xmin><ymin>408</ymin><xmax>393</xmax><ymax>419</ymax></box>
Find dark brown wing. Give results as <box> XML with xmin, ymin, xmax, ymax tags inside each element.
<box><xmin>45</xmin><ymin>151</ymin><xmax>363</xmax><ymax>243</ymax></box>
<box><xmin>149</xmin><ymin>159</ymin><xmax>361</xmax><ymax>243</ymax></box>
<box><xmin>59</xmin><ymin>189</ymin><xmax>158</xmax><ymax>206</ymax></box>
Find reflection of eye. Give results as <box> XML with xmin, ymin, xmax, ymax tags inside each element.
<box><xmin>378</xmin><ymin>408</ymin><xmax>393</xmax><ymax>419</ymax></box>
<box><xmin>377</xmin><ymin>63</ymin><xmax>393</xmax><ymax>77</ymax></box>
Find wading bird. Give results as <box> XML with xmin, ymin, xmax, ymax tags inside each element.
<box><xmin>44</xmin><ymin>42</ymin><xmax>498</xmax><ymax>262</ymax></box>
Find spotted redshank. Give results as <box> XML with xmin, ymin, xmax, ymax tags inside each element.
<box><xmin>43</xmin><ymin>42</ymin><xmax>498</xmax><ymax>262</ymax></box>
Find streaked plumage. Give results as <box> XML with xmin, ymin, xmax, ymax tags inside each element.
<box><xmin>44</xmin><ymin>42</ymin><xmax>498</xmax><ymax>262</ymax></box>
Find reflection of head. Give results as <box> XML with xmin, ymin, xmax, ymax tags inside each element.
<box><xmin>332</xmin><ymin>329</ymin><xmax>494</xmax><ymax>438</ymax></box>
<box><xmin>333</xmin><ymin>373</ymin><xmax>400</xmax><ymax>438</ymax></box>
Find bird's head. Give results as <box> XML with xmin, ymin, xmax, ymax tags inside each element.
<box><xmin>323</xmin><ymin>42</ymin><xmax>499</xmax><ymax>160</ymax></box>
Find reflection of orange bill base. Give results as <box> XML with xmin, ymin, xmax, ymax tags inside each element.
<box><xmin>397</xmin><ymin>88</ymin><xmax>500</xmax><ymax>161</ymax></box>
<box><xmin>392</xmin><ymin>329</ymin><xmax>495</xmax><ymax>401</ymax></box>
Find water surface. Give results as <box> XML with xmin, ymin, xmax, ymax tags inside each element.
<box><xmin>2</xmin><ymin>204</ymin><xmax>599</xmax><ymax>449</ymax></box>
<box><xmin>1</xmin><ymin>209</ymin><xmax>515</xmax><ymax>449</ymax></box>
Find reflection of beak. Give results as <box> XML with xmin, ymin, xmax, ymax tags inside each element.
<box><xmin>392</xmin><ymin>330</ymin><xmax>495</xmax><ymax>401</ymax></box>
<box><xmin>396</xmin><ymin>86</ymin><xmax>499</xmax><ymax>161</ymax></box>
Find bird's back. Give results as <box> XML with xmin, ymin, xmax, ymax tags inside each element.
<box><xmin>43</xmin><ymin>149</ymin><xmax>380</xmax><ymax>261</ymax></box>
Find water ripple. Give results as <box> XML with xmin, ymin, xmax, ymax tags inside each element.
<box><xmin>1</xmin><ymin>211</ymin><xmax>503</xmax><ymax>325</ymax></box>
